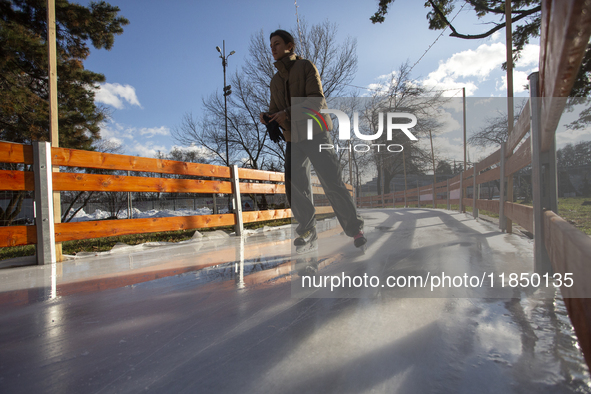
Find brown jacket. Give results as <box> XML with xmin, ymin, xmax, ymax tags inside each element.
<box><xmin>269</xmin><ymin>53</ymin><xmax>333</xmax><ymax>143</ymax></box>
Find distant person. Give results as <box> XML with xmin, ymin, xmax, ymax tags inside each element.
<box><xmin>259</xmin><ymin>29</ymin><xmax>366</xmax><ymax>252</ymax></box>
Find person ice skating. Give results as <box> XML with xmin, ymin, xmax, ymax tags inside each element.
<box><xmin>259</xmin><ymin>29</ymin><xmax>366</xmax><ymax>252</ymax></box>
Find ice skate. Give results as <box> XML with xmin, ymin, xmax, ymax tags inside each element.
<box><xmin>294</xmin><ymin>228</ymin><xmax>318</xmax><ymax>254</ymax></box>
<box><xmin>353</xmin><ymin>231</ymin><xmax>367</xmax><ymax>253</ymax></box>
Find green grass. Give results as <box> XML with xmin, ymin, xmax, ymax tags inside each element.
<box><xmin>556</xmin><ymin>197</ymin><xmax>591</xmax><ymax>235</ymax></box>
<box><xmin>391</xmin><ymin>198</ymin><xmax>591</xmax><ymax>236</ymax></box>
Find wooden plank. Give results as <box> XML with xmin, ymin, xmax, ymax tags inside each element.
<box><xmin>0</xmin><ymin>142</ymin><xmax>34</xmax><ymax>164</ymax></box>
<box><xmin>54</xmin><ymin>214</ymin><xmax>236</xmax><ymax>242</ymax></box>
<box><xmin>543</xmin><ymin>210</ymin><xmax>591</xmax><ymax>369</ymax></box>
<box><xmin>476</xmin><ymin>167</ymin><xmax>500</xmax><ymax>185</ymax></box>
<box><xmin>506</xmin><ymin>102</ymin><xmax>531</xmax><ymax>155</ymax></box>
<box><xmin>239</xmin><ymin>182</ymin><xmax>285</xmax><ymax>195</ymax></box>
<box><xmin>311</xmin><ymin>186</ymin><xmax>325</xmax><ymax>195</ymax></box>
<box><xmin>242</xmin><ymin>209</ymin><xmax>292</xmax><ymax>223</ymax></box>
<box><xmin>238</xmin><ymin>168</ymin><xmax>284</xmax><ymax>182</ymax></box>
<box><xmin>544</xmin><ymin>210</ymin><xmax>591</xmax><ymax>296</ymax></box>
<box><xmin>0</xmin><ymin>170</ymin><xmax>35</xmax><ymax>191</ymax></box>
<box><xmin>52</xmin><ymin>172</ymin><xmax>233</xmax><ymax>193</ymax></box>
<box><xmin>315</xmin><ymin>206</ymin><xmax>335</xmax><ymax>214</ymax></box>
<box><xmin>462</xmin><ymin>198</ymin><xmax>473</xmax><ymax>207</ymax></box>
<box><xmin>504</xmin><ymin>202</ymin><xmax>533</xmax><ymax>233</ymax></box>
<box><xmin>0</xmin><ymin>225</ymin><xmax>37</xmax><ymax>247</ymax></box>
<box><xmin>51</xmin><ymin>147</ymin><xmax>232</xmax><ymax>178</ymax></box>
<box><xmin>539</xmin><ymin>0</ymin><xmax>591</xmax><ymax>152</ymax></box>
<box><xmin>434</xmin><ymin>180</ymin><xmax>448</xmax><ymax>189</ymax></box>
<box><xmin>475</xmin><ymin>149</ymin><xmax>501</xmax><ymax>173</ymax></box>
<box><xmin>476</xmin><ymin>199</ymin><xmax>499</xmax><ymax>214</ymax></box>
<box><xmin>505</xmin><ymin>137</ymin><xmax>532</xmax><ymax>176</ymax></box>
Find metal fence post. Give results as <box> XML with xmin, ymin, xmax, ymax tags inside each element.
<box><xmin>404</xmin><ymin>187</ymin><xmax>407</xmax><ymax>208</ymax></box>
<box><xmin>432</xmin><ymin>185</ymin><xmax>436</xmax><ymax>209</ymax></box>
<box><xmin>459</xmin><ymin>172</ymin><xmax>463</xmax><ymax>213</ymax></box>
<box><xmin>529</xmin><ymin>72</ymin><xmax>552</xmax><ymax>274</ymax></box>
<box><xmin>473</xmin><ymin>165</ymin><xmax>479</xmax><ymax>219</ymax></box>
<box><xmin>231</xmin><ymin>165</ymin><xmax>243</xmax><ymax>236</ymax></box>
<box><xmin>417</xmin><ymin>181</ymin><xmax>421</xmax><ymax>208</ymax></box>
<box><xmin>446</xmin><ymin>179</ymin><xmax>450</xmax><ymax>210</ymax></box>
<box><xmin>499</xmin><ymin>142</ymin><xmax>507</xmax><ymax>231</ymax></box>
<box><xmin>33</xmin><ymin>141</ymin><xmax>56</xmax><ymax>265</ymax></box>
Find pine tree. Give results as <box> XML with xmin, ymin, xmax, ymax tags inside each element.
<box><xmin>0</xmin><ymin>0</ymin><xmax>128</xmax><ymax>149</ymax></box>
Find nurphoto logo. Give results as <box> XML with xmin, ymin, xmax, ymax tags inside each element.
<box><xmin>305</xmin><ymin>109</ymin><xmax>418</xmax><ymax>153</ymax></box>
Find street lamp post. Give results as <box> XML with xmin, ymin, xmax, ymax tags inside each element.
<box><xmin>216</xmin><ymin>41</ymin><xmax>235</xmax><ymax>213</ymax></box>
<box><xmin>216</xmin><ymin>41</ymin><xmax>235</xmax><ymax>167</ymax></box>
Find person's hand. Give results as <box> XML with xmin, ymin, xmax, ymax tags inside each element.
<box><xmin>269</xmin><ymin>109</ymin><xmax>287</xmax><ymax>125</ymax></box>
<box><xmin>259</xmin><ymin>112</ymin><xmax>269</xmax><ymax>124</ymax></box>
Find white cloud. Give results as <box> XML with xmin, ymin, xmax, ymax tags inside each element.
<box><xmin>496</xmin><ymin>70</ymin><xmax>530</xmax><ymax>93</ymax></box>
<box><xmin>94</xmin><ymin>83</ymin><xmax>142</xmax><ymax>109</ymax></box>
<box><xmin>366</xmin><ymin>71</ymin><xmax>398</xmax><ymax>95</ymax></box>
<box><xmin>474</xmin><ymin>98</ymin><xmax>494</xmax><ymax>106</ymax></box>
<box><xmin>421</xmin><ymin>43</ymin><xmax>507</xmax><ymax>96</ymax></box>
<box><xmin>131</xmin><ymin>142</ymin><xmax>168</xmax><ymax>158</ymax></box>
<box><xmin>139</xmin><ymin>126</ymin><xmax>170</xmax><ymax>137</ymax></box>
<box><xmin>490</xmin><ymin>31</ymin><xmax>502</xmax><ymax>42</ymax></box>
<box><xmin>556</xmin><ymin>127</ymin><xmax>591</xmax><ymax>148</ymax></box>
<box><xmin>515</xmin><ymin>44</ymin><xmax>539</xmax><ymax>68</ymax></box>
<box><xmin>427</xmin><ymin>42</ymin><xmax>506</xmax><ymax>81</ymax></box>
<box><xmin>435</xmin><ymin>110</ymin><xmax>462</xmax><ymax>135</ymax></box>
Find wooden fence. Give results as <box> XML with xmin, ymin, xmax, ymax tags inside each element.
<box><xmin>0</xmin><ymin>141</ymin><xmax>355</xmax><ymax>251</ymax></box>
<box><xmin>355</xmin><ymin>0</ymin><xmax>591</xmax><ymax>369</ymax></box>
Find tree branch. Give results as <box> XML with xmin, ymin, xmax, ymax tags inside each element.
<box><xmin>428</xmin><ymin>0</ymin><xmax>541</xmax><ymax>40</ymax></box>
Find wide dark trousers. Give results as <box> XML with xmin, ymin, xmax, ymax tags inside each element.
<box><xmin>285</xmin><ymin>132</ymin><xmax>364</xmax><ymax>237</ymax></box>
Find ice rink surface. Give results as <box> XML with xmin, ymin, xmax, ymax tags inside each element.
<box><xmin>0</xmin><ymin>208</ymin><xmax>590</xmax><ymax>393</ymax></box>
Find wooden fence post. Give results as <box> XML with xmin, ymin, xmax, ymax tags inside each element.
<box><xmin>432</xmin><ymin>184</ymin><xmax>436</xmax><ymax>209</ymax></box>
<box><xmin>33</xmin><ymin>141</ymin><xmax>56</xmax><ymax>265</ymax></box>
<box><xmin>231</xmin><ymin>165</ymin><xmax>243</xmax><ymax>236</ymax></box>
<box><xmin>529</xmin><ymin>72</ymin><xmax>553</xmax><ymax>274</ymax></box>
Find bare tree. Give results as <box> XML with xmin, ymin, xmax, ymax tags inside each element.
<box><xmin>360</xmin><ymin>62</ymin><xmax>444</xmax><ymax>194</ymax></box>
<box><xmin>468</xmin><ymin>101</ymin><xmax>527</xmax><ymax>148</ymax></box>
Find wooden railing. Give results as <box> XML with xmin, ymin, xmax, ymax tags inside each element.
<box><xmin>355</xmin><ymin>0</ymin><xmax>591</xmax><ymax>369</ymax></box>
<box><xmin>0</xmin><ymin>142</ymin><xmax>352</xmax><ymax>249</ymax></box>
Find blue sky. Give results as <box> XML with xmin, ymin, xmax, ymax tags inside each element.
<box><xmin>79</xmin><ymin>0</ymin><xmax>547</xmax><ymax>162</ymax></box>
